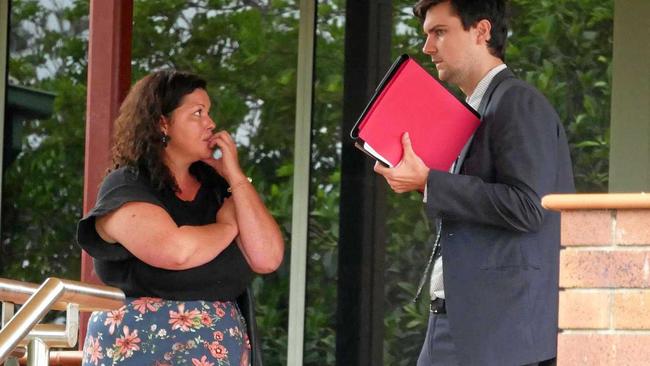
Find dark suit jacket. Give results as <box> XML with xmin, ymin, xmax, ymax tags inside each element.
<box><xmin>425</xmin><ymin>68</ymin><xmax>574</xmax><ymax>366</ymax></box>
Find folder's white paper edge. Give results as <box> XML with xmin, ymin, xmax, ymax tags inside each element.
<box><xmin>364</xmin><ymin>142</ymin><xmax>394</xmax><ymax>168</ymax></box>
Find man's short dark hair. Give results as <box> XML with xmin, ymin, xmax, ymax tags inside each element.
<box><xmin>413</xmin><ymin>0</ymin><xmax>508</xmax><ymax>61</ymax></box>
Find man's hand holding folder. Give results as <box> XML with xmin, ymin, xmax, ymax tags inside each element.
<box><xmin>373</xmin><ymin>132</ymin><xmax>429</xmax><ymax>193</ymax></box>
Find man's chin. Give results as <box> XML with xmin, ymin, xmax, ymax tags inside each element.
<box><xmin>436</xmin><ymin>70</ymin><xmax>457</xmax><ymax>85</ymax></box>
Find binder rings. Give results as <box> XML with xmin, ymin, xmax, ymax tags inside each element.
<box><xmin>350</xmin><ymin>54</ymin><xmax>481</xmax><ymax>171</ymax></box>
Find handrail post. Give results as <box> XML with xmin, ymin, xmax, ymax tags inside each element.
<box><xmin>2</xmin><ymin>301</ymin><xmax>20</xmax><ymax>365</ymax></box>
<box><xmin>64</xmin><ymin>303</ymin><xmax>79</xmax><ymax>349</ymax></box>
<box><xmin>26</xmin><ymin>338</ymin><xmax>48</xmax><ymax>366</ymax></box>
<box><xmin>1</xmin><ymin>301</ymin><xmax>14</xmax><ymax>326</ymax></box>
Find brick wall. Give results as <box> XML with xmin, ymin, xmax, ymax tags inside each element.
<box><xmin>557</xmin><ymin>209</ymin><xmax>650</xmax><ymax>365</ymax></box>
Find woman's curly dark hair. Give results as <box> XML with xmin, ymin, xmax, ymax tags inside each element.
<box><xmin>110</xmin><ymin>70</ymin><xmax>207</xmax><ymax>192</ymax></box>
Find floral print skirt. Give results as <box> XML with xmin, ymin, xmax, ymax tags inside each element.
<box><xmin>82</xmin><ymin>297</ymin><xmax>251</xmax><ymax>366</ymax></box>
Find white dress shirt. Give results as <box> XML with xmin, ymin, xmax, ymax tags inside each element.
<box><xmin>429</xmin><ymin>63</ymin><xmax>508</xmax><ymax>300</ymax></box>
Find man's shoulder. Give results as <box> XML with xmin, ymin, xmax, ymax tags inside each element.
<box><xmin>492</xmin><ymin>69</ymin><xmax>548</xmax><ymax>100</ymax></box>
<box><xmin>487</xmin><ymin>71</ymin><xmax>555</xmax><ymax>113</ymax></box>
<box><xmin>482</xmin><ymin>71</ymin><xmax>562</xmax><ymax>133</ymax></box>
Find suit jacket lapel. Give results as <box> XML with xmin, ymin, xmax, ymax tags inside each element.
<box><xmin>453</xmin><ymin>69</ymin><xmax>516</xmax><ymax>174</ymax></box>
<box><xmin>477</xmin><ymin>68</ymin><xmax>516</xmax><ymax>116</ymax></box>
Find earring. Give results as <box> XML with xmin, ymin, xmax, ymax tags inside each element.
<box><xmin>161</xmin><ymin>133</ymin><xmax>170</xmax><ymax>147</ymax></box>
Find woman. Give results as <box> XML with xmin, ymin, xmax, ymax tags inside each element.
<box><xmin>77</xmin><ymin>70</ymin><xmax>284</xmax><ymax>366</ymax></box>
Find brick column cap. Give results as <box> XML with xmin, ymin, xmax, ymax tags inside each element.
<box><xmin>542</xmin><ymin>193</ymin><xmax>650</xmax><ymax>211</ymax></box>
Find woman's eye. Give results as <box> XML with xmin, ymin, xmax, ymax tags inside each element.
<box><xmin>193</xmin><ymin>110</ymin><xmax>202</xmax><ymax>116</ymax></box>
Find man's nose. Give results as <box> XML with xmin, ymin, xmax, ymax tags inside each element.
<box><xmin>422</xmin><ymin>37</ymin><xmax>435</xmax><ymax>55</ymax></box>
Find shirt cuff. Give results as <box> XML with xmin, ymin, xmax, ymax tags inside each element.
<box><xmin>423</xmin><ymin>182</ymin><xmax>428</xmax><ymax>203</ymax></box>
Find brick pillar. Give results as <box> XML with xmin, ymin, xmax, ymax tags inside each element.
<box><xmin>557</xmin><ymin>208</ymin><xmax>650</xmax><ymax>365</ymax></box>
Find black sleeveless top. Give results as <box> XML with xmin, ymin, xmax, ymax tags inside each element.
<box><xmin>76</xmin><ymin>162</ymin><xmax>253</xmax><ymax>301</ymax></box>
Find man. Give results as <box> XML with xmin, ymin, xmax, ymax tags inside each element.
<box><xmin>374</xmin><ymin>1</ymin><xmax>574</xmax><ymax>365</ymax></box>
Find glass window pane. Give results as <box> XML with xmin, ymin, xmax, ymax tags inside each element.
<box><xmin>303</xmin><ymin>1</ymin><xmax>345</xmax><ymax>364</ymax></box>
<box><xmin>2</xmin><ymin>0</ymin><xmax>89</xmax><ymax>282</ymax></box>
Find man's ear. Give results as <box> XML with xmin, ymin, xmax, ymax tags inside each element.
<box><xmin>474</xmin><ymin>19</ymin><xmax>492</xmax><ymax>45</ymax></box>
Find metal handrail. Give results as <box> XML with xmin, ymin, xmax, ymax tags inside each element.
<box><xmin>0</xmin><ymin>278</ymin><xmax>124</xmax><ymax>312</ymax></box>
<box><xmin>17</xmin><ymin>350</ymin><xmax>83</xmax><ymax>366</ymax></box>
<box><xmin>0</xmin><ymin>277</ymin><xmax>125</xmax><ymax>364</ymax></box>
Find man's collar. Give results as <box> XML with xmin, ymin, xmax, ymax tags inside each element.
<box><xmin>466</xmin><ymin>64</ymin><xmax>507</xmax><ymax>111</ymax></box>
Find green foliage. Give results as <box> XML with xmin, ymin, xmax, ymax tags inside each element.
<box><xmin>4</xmin><ymin>0</ymin><xmax>612</xmax><ymax>365</ymax></box>
<box><xmin>507</xmin><ymin>0</ymin><xmax>613</xmax><ymax>192</ymax></box>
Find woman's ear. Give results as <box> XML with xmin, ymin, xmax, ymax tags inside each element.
<box><xmin>159</xmin><ymin>115</ymin><xmax>169</xmax><ymax>135</ymax></box>
<box><xmin>159</xmin><ymin>116</ymin><xmax>172</xmax><ymax>147</ymax></box>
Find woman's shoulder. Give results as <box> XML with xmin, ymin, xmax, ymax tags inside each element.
<box><xmin>104</xmin><ymin>165</ymin><xmax>142</xmax><ymax>182</ymax></box>
<box><xmin>99</xmin><ymin>166</ymin><xmax>154</xmax><ymax>197</ymax></box>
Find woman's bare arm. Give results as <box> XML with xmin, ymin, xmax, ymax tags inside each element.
<box><xmin>95</xmin><ymin>200</ymin><xmax>238</xmax><ymax>270</ymax></box>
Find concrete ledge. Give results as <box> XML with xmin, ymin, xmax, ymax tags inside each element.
<box><xmin>542</xmin><ymin>193</ymin><xmax>650</xmax><ymax>210</ymax></box>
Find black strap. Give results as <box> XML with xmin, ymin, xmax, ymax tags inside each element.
<box><xmin>237</xmin><ymin>286</ymin><xmax>263</xmax><ymax>366</ymax></box>
<box><xmin>413</xmin><ymin>217</ymin><xmax>442</xmax><ymax>302</ymax></box>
